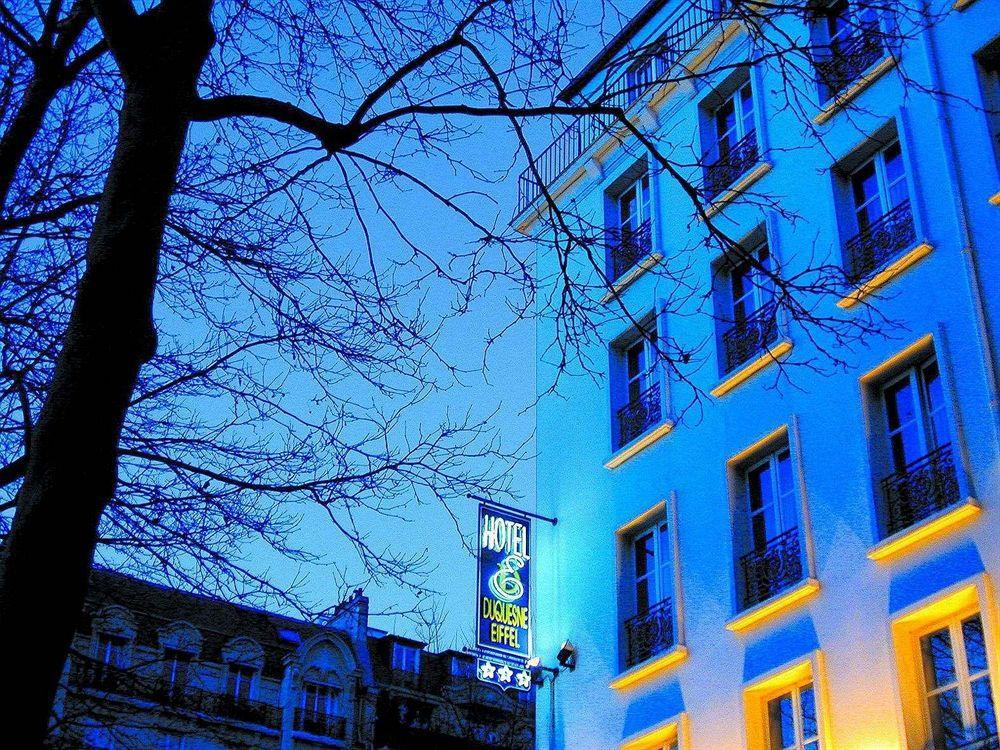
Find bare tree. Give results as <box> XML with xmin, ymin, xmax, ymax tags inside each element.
<box><xmin>0</xmin><ymin>0</ymin><xmax>961</xmax><ymax>744</ymax></box>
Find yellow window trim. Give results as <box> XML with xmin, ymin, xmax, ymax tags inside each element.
<box><xmin>620</xmin><ymin>713</ymin><xmax>686</xmax><ymax>750</ymax></box>
<box><xmin>605</xmin><ymin>419</ymin><xmax>675</xmax><ymax>469</ymax></box>
<box><xmin>989</xmin><ymin>191</ymin><xmax>1000</xmax><ymax>206</ymax></box>
<box><xmin>602</xmin><ymin>252</ymin><xmax>664</xmax><ymax>304</ymax></box>
<box><xmin>726</xmin><ymin>578</ymin><xmax>820</xmax><ymax>633</ymax></box>
<box><xmin>868</xmin><ymin>498</ymin><xmax>981</xmax><ymax>563</ymax></box>
<box><xmin>814</xmin><ymin>56</ymin><xmax>897</xmax><ymax>125</ymax></box>
<box><xmin>702</xmin><ymin>161</ymin><xmax>774</xmax><ymax>220</ymax></box>
<box><xmin>711</xmin><ymin>340</ymin><xmax>793</xmax><ymax>398</ymax></box>
<box><xmin>610</xmin><ymin>645</ymin><xmax>690</xmax><ymax>691</ymax></box>
<box><xmin>836</xmin><ymin>242</ymin><xmax>933</xmax><ymax>309</ymax></box>
<box><xmin>726</xmin><ymin>424</ymin><xmax>789</xmax><ymax>468</ymax></box>
<box><xmin>859</xmin><ymin>333</ymin><xmax>934</xmax><ymax>384</ymax></box>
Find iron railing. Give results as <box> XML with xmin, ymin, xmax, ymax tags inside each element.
<box><xmin>739</xmin><ymin>527</ymin><xmax>803</xmax><ymax>610</ymax></box>
<box><xmin>882</xmin><ymin>443</ymin><xmax>960</xmax><ymax>538</ymax></box>
<box><xmin>814</xmin><ymin>21</ymin><xmax>883</xmax><ymax>100</ymax></box>
<box><xmin>616</xmin><ymin>381</ymin><xmax>662</xmax><ymax>449</ymax></box>
<box><xmin>843</xmin><ymin>199</ymin><xmax>916</xmax><ymax>285</ymax></box>
<box><xmin>936</xmin><ymin>732</ymin><xmax>1000</xmax><ymax>750</ymax></box>
<box><xmin>609</xmin><ymin>220</ymin><xmax>653</xmax><ymax>282</ymax></box>
<box><xmin>624</xmin><ymin>597</ymin><xmax>674</xmax><ymax>667</ymax></box>
<box><xmin>516</xmin><ymin>1</ymin><xmax>732</xmax><ymax>214</ymax></box>
<box><xmin>69</xmin><ymin>661</ymin><xmax>282</xmax><ymax>728</ymax></box>
<box><xmin>704</xmin><ymin>130</ymin><xmax>760</xmax><ymax>200</ymax></box>
<box><xmin>295</xmin><ymin>708</ymin><xmax>347</xmax><ymax>739</ymax></box>
<box><xmin>720</xmin><ymin>300</ymin><xmax>779</xmax><ymax>374</ymax></box>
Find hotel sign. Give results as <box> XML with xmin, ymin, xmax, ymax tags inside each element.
<box><xmin>475</xmin><ymin>503</ymin><xmax>533</xmax><ymax>692</ymax></box>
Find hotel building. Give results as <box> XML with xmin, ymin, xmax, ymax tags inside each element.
<box><xmin>521</xmin><ymin>0</ymin><xmax>1000</xmax><ymax>748</ymax></box>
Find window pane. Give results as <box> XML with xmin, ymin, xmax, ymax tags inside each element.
<box><xmin>972</xmin><ymin>675</ymin><xmax>998</xmax><ymax>739</ymax></box>
<box><xmin>634</xmin><ymin>532</ymin><xmax>654</xmax><ymax>577</ymax></box>
<box><xmin>964</xmin><ymin>615</ymin><xmax>988</xmax><ymax>675</ymax></box>
<box><xmin>627</xmin><ymin>342</ymin><xmax>645</xmax><ymax>381</ymax></box>
<box><xmin>748</xmin><ymin>463</ymin><xmax>773</xmax><ymax>512</ymax></box>
<box><xmin>767</xmin><ymin>692</ymin><xmax>796</xmax><ymax>750</ymax></box>
<box><xmin>851</xmin><ymin>161</ymin><xmax>879</xmax><ymax>213</ymax></box>
<box><xmin>922</xmin><ymin>627</ymin><xmax>957</xmax><ymax>689</ymax></box>
<box><xmin>928</xmin><ymin>687</ymin><xmax>966</xmax><ymax>749</ymax></box>
<box><xmin>884</xmin><ymin>143</ymin><xmax>904</xmax><ymax>184</ymax></box>
<box><xmin>635</xmin><ymin>577</ymin><xmax>653</xmax><ymax>613</ymax></box>
<box><xmin>922</xmin><ymin>361</ymin><xmax>951</xmax><ymax>448</ymax></box>
<box><xmin>884</xmin><ymin>377</ymin><xmax>915</xmax><ymax>431</ymax></box>
<box><xmin>800</xmin><ymin>684</ymin><xmax>818</xmax><ymax>740</ymax></box>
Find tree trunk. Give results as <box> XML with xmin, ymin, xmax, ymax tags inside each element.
<box><xmin>0</xmin><ymin>2</ymin><xmax>215</xmax><ymax>744</ymax></box>
<box><xmin>0</xmin><ymin>69</ymin><xmax>61</xmax><ymax>209</ymax></box>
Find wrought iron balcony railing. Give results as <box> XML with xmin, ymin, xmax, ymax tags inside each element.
<box><xmin>882</xmin><ymin>443</ymin><xmax>960</xmax><ymax>538</ymax></box>
<box><xmin>624</xmin><ymin>597</ymin><xmax>674</xmax><ymax>668</ymax></box>
<box><xmin>739</xmin><ymin>527</ymin><xmax>803</xmax><ymax>610</ymax></box>
<box><xmin>938</xmin><ymin>732</ymin><xmax>1000</xmax><ymax>750</ymax></box>
<box><xmin>704</xmin><ymin>130</ymin><xmax>760</xmax><ymax>200</ymax></box>
<box><xmin>69</xmin><ymin>661</ymin><xmax>282</xmax><ymax>728</ymax></box>
<box><xmin>616</xmin><ymin>381</ymin><xmax>662</xmax><ymax>449</ymax></box>
<box><xmin>295</xmin><ymin>708</ymin><xmax>347</xmax><ymax>739</ymax></box>
<box><xmin>609</xmin><ymin>220</ymin><xmax>653</xmax><ymax>282</ymax></box>
<box><xmin>720</xmin><ymin>300</ymin><xmax>779</xmax><ymax>374</ymax></box>
<box><xmin>516</xmin><ymin>1</ymin><xmax>733</xmax><ymax>214</ymax></box>
<box><xmin>843</xmin><ymin>199</ymin><xmax>916</xmax><ymax>286</ymax></box>
<box><xmin>814</xmin><ymin>22</ymin><xmax>883</xmax><ymax>100</ymax></box>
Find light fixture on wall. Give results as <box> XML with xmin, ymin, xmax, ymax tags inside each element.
<box><xmin>556</xmin><ymin>640</ymin><xmax>577</xmax><ymax>671</ymax></box>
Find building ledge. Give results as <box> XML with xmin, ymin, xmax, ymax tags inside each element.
<box><xmin>954</xmin><ymin>0</ymin><xmax>980</xmax><ymax>9</ymax></box>
<box><xmin>989</xmin><ymin>191</ymin><xmax>1000</xmax><ymax>206</ymax></box>
<box><xmin>836</xmin><ymin>242</ymin><xmax>933</xmax><ymax>309</ymax></box>
<box><xmin>813</xmin><ymin>55</ymin><xmax>897</xmax><ymax>125</ymax></box>
<box><xmin>609</xmin><ymin>645</ymin><xmax>689</xmax><ymax>691</ymax></box>
<box><xmin>701</xmin><ymin>162</ymin><xmax>773</xmax><ymax>220</ymax></box>
<box><xmin>605</xmin><ymin>419</ymin><xmax>675</xmax><ymax>469</ymax></box>
<box><xmin>868</xmin><ymin>498</ymin><xmax>981</xmax><ymax>563</ymax></box>
<box><xmin>601</xmin><ymin>252</ymin><xmax>664</xmax><ymax>304</ymax></box>
<box><xmin>725</xmin><ymin>578</ymin><xmax>820</xmax><ymax>633</ymax></box>
<box><xmin>710</xmin><ymin>340</ymin><xmax>792</xmax><ymax>398</ymax></box>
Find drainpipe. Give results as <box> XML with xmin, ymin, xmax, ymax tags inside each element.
<box><xmin>921</xmin><ymin>2</ymin><xmax>1000</xmax><ymax>445</ymax></box>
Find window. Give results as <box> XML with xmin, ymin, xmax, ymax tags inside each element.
<box><xmin>717</xmin><ymin>241</ymin><xmax>777</xmax><ymax>374</ymax></box>
<box><xmin>766</xmin><ymin>682</ymin><xmax>820</xmax><ymax>750</ymax></box>
<box><xmin>227</xmin><ymin>663</ymin><xmax>255</xmax><ymax>701</ymax></box>
<box><xmin>976</xmin><ymin>43</ymin><xmax>1000</xmax><ymax>172</ymax></box>
<box><xmin>842</xmin><ymin>138</ymin><xmax>916</xmax><ymax>283</ymax></box>
<box><xmin>623</xmin><ymin>520</ymin><xmax>675</xmax><ymax>667</ymax></box>
<box><xmin>736</xmin><ymin>446</ymin><xmax>803</xmax><ymax>610</ymax></box>
<box><xmin>96</xmin><ymin>633</ymin><xmax>128</xmax><ymax>669</ymax></box>
<box><xmin>613</xmin><ymin>324</ymin><xmax>662</xmax><ymax>450</ymax></box>
<box><xmin>920</xmin><ymin>613</ymin><xmax>998</xmax><ymax>748</ymax></box>
<box><xmin>302</xmin><ymin>681</ymin><xmax>339</xmax><ymax>718</ymax></box>
<box><xmin>609</xmin><ymin>172</ymin><xmax>653</xmax><ymax>281</ymax></box>
<box><xmin>875</xmin><ymin>355</ymin><xmax>959</xmax><ymax>538</ymax></box>
<box><xmin>705</xmin><ymin>80</ymin><xmax>758</xmax><ymax>198</ymax></box>
<box><xmin>392</xmin><ymin>642</ymin><xmax>422</xmax><ymax>673</ymax></box>
<box><xmin>812</xmin><ymin>0</ymin><xmax>882</xmax><ymax>100</ymax></box>
<box><xmin>161</xmin><ymin>648</ymin><xmax>192</xmax><ymax>692</ymax></box>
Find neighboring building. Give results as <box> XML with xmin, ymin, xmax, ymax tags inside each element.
<box><xmin>521</xmin><ymin>0</ymin><xmax>1000</xmax><ymax>748</ymax></box>
<box><xmin>53</xmin><ymin>569</ymin><xmax>533</xmax><ymax>750</ymax></box>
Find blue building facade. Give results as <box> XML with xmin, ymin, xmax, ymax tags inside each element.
<box><xmin>520</xmin><ymin>0</ymin><xmax>1000</xmax><ymax>748</ymax></box>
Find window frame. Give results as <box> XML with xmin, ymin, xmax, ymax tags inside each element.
<box><xmin>744</xmin><ymin>446</ymin><xmax>798</xmax><ymax>554</ymax></box>
<box><xmin>392</xmin><ymin>642</ymin><xmax>422</xmax><ymax>674</ymax></box>
<box><xmin>878</xmin><ymin>355</ymin><xmax>949</xmax><ymax>476</ymax></box>
<box><xmin>302</xmin><ymin>679</ymin><xmax>341</xmax><ymax>717</ymax></box>
<box><xmin>629</xmin><ymin>517</ymin><xmax>672</xmax><ymax>617</ymax></box>
<box><xmin>765</xmin><ymin>680</ymin><xmax>820</xmax><ymax>750</ymax></box>
<box><xmin>849</xmin><ymin>139</ymin><xmax>908</xmax><ymax>234</ymax></box>
<box><xmin>226</xmin><ymin>662</ymin><xmax>257</xmax><ymax>702</ymax></box>
<box><xmin>712</xmin><ymin>80</ymin><xmax>756</xmax><ymax>162</ymax></box>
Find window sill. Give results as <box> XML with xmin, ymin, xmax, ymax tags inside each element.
<box><xmin>813</xmin><ymin>55</ymin><xmax>897</xmax><ymax>125</ymax></box>
<box><xmin>836</xmin><ymin>242</ymin><xmax>933</xmax><ymax>309</ymax></box>
<box><xmin>701</xmin><ymin>161</ymin><xmax>773</xmax><ymax>219</ymax></box>
<box><xmin>601</xmin><ymin>252</ymin><xmax>663</xmax><ymax>304</ymax></box>
<box><xmin>609</xmin><ymin>644</ymin><xmax>689</xmax><ymax>691</ymax></box>
<box><xmin>868</xmin><ymin>497</ymin><xmax>981</xmax><ymax>563</ymax></box>
<box><xmin>710</xmin><ymin>339</ymin><xmax>792</xmax><ymax>398</ymax></box>
<box><xmin>954</xmin><ymin>0</ymin><xmax>980</xmax><ymax>9</ymax></box>
<box><xmin>989</xmin><ymin>191</ymin><xmax>1000</xmax><ymax>206</ymax></box>
<box><xmin>605</xmin><ymin>419</ymin><xmax>675</xmax><ymax>470</ymax></box>
<box><xmin>725</xmin><ymin>578</ymin><xmax>820</xmax><ymax>633</ymax></box>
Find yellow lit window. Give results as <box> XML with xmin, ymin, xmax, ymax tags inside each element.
<box><xmin>744</xmin><ymin>657</ymin><xmax>828</xmax><ymax>750</ymax></box>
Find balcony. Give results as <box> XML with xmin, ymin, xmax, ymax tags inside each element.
<box><xmin>720</xmin><ymin>301</ymin><xmax>779</xmax><ymax>375</ymax></box>
<box><xmin>609</xmin><ymin>220</ymin><xmax>653</xmax><ymax>282</ymax></box>
<box><xmin>814</xmin><ymin>22</ymin><xmax>883</xmax><ymax>101</ymax></box>
<box><xmin>516</xmin><ymin>1</ymin><xmax>731</xmax><ymax>215</ymax></box>
<box><xmin>704</xmin><ymin>131</ymin><xmax>760</xmax><ymax>201</ymax></box>
<box><xmin>843</xmin><ymin>199</ymin><xmax>917</xmax><ymax>285</ymax></box>
<box><xmin>738</xmin><ymin>527</ymin><xmax>804</xmax><ymax>610</ymax></box>
<box><xmin>943</xmin><ymin>733</ymin><xmax>1000</xmax><ymax>750</ymax></box>
<box><xmin>294</xmin><ymin>708</ymin><xmax>346</xmax><ymax>739</ymax></box>
<box><xmin>623</xmin><ymin>597</ymin><xmax>674</xmax><ymax>668</ymax></box>
<box><xmin>69</xmin><ymin>661</ymin><xmax>281</xmax><ymax>728</ymax></box>
<box><xmin>881</xmin><ymin>443</ymin><xmax>961</xmax><ymax>538</ymax></box>
<box><xmin>616</xmin><ymin>381</ymin><xmax>662</xmax><ymax>449</ymax></box>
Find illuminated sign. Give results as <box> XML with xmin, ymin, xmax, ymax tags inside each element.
<box><xmin>477</xmin><ymin>504</ymin><xmax>531</xmax><ymax>661</ymax></box>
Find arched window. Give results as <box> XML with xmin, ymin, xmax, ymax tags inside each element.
<box><xmin>221</xmin><ymin>637</ymin><xmax>264</xmax><ymax>701</ymax></box>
